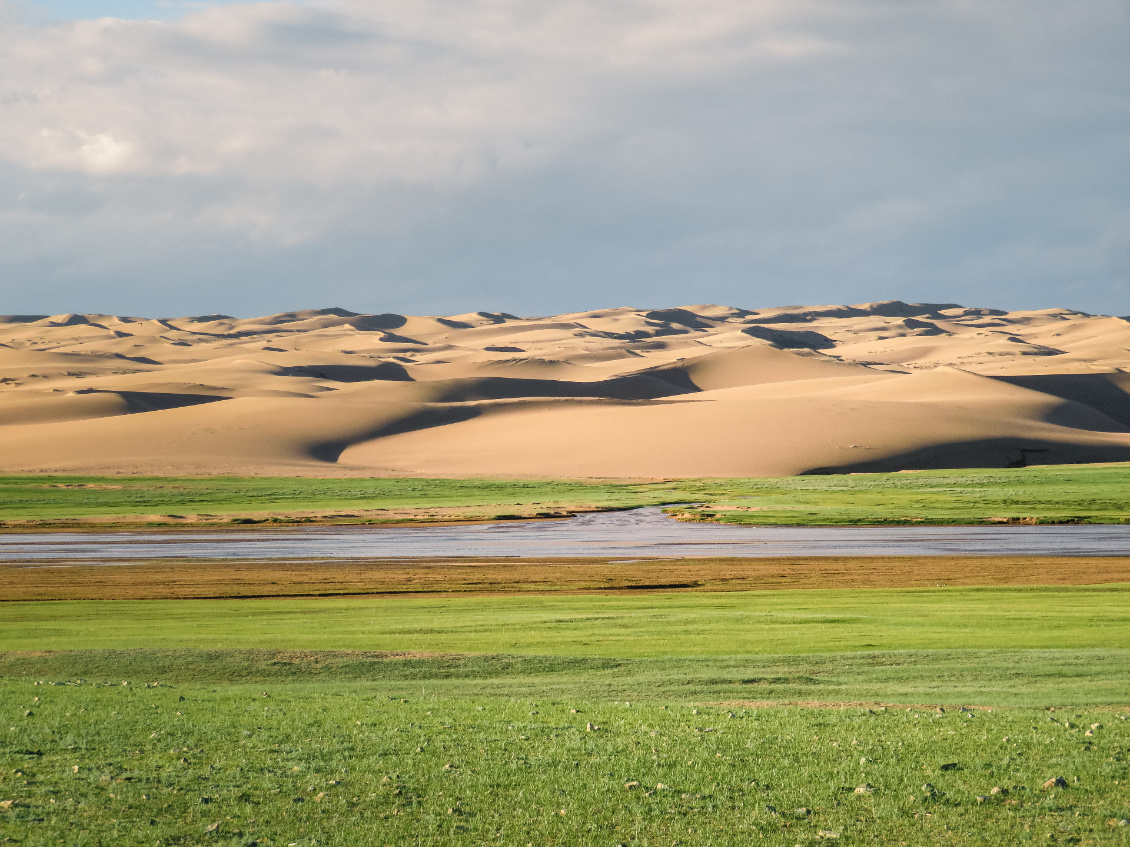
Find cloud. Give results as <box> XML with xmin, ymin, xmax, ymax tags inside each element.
<box><xmin>0</xmin><ymin>0</ymin><xmax>1128</xmax><ymax>315</ymax></box>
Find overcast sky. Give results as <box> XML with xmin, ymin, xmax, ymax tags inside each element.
<box><xmin>1</xmin><ymin>0</ymin><xmax>1128</xmax><ymax>318</ymax></box>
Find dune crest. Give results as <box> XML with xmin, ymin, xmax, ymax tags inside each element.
<box><xmin>2</xmin><ymin>302</ymin><xmax>1129</xmax><ymax>477</ymax></box>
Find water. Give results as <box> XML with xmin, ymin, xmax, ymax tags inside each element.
<box><xmin>2</xmin><ymin>508</ymin><xmax>1129</xmax><ymax>560</ymax></box>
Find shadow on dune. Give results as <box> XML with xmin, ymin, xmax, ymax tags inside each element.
<box><xmin>69</xmin><ymin>389</ymin><xmax>229</xmax><ymax>413</ymax></box>
<box><xmin>740</xmin><ymin>325</ymin><xmax>835</xmax><ymax>349</ymax></box>
<box><xmin>992</xmin><ymin>373</ymin><xmax>1130</xmax><ymax>430</ymax></box>
<box><xmin>801</xmin><ymin>437</ymin><xmax>1130</xmax><ymax>475</ymax></box>
<box><xmin>307</xmin><ymin>405</ymin><xmax>484</xmax><ymax>463</ymax></box>
<box><xmin>345</xmin><ymin>314</ymin><xmax>408</xmax><ymax>331</ymax></box>
<box><xmin>289</xmin><ymin>361</ymin><xmax>415</xmax><ymax>382</ymax></box>
<box><xmin>399</xmin><ymin>374</ymin><xmax>696</xmax><ymax>402</ymax></box>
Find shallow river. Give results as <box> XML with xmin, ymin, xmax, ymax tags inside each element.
<box><xmin>2</xmin><ymin>507</ymin><xmax>1129</xmax><ymax>560</ymax></box>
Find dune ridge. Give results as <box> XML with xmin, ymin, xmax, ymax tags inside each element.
<box><xmin>2</xmin><ymin>301</ymin><xmax>1130</xmax><ymax>477</ymax></box>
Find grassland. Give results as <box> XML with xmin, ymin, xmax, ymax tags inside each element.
<box><xmin>3</xmin><ymin>643</ymin><xmax>1130</xmax><ymax>706</ymax></box>
<box><xmin>2</xmin><ymin>646</ymin><xmax>1129</xmax><ymax>846</ymax></box>
<box><xmin>3</xmin><ymin>586</ymin><xmax>1130</xmax><ymax>844</ymax></box>
<box><xmin>3</xmin><ymin>681</ymin><xmax>1127</xmax><ymax>847</ymax></box>
<box><xmin>3</xmin><ymin>586</ymin><xmax>1130</xmax><ymax>659</ymax></box>
<box><xmin>2</xmin><ymin>462</ymin><xmax>1130</xmax><ymax>529</ymax></box>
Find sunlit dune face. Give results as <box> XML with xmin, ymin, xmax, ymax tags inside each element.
<box><xmin>1</xmin><ymin>300</ymin><xmax>1129</xmax><ymax>477</ymax></box>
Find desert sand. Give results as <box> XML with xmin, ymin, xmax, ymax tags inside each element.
<box><xmin>1</xmin><ymin>301</ymin><xmax>1129</xmax><ymax>477</ymax></box>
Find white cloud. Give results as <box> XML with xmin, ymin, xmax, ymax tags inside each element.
<box><xmin>0</xmin><ymin>0</ymin><xmax>1128</xmax><ymax>315</ymax></box>
<box><xmin>30</xmin><ymin>127</ymin><xmax>141</xmax><ymax>173</ymax></box>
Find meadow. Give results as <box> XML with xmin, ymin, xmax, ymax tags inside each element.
<box><xmin>3</xmin><ymin>587</ymin><xmax>1130</xmax><ymax>661</ymax></box>
<box><xmin>2</xmin><ymin>587</ymin><xmax>1130</xmax><ymax>845</ymax></box>
<box><xmin>2</xmin><ymin>674</ymin><xmax>1129</xmax><ymax>847</ymax></box>
<box><xmin>2</xmin><ymin>462</ymin><xmax>1130</xmax><ymax>528</ymax></box>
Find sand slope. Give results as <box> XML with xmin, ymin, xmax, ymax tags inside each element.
<box><xmin>2</xmin><ymin>301</ymin><xmax>1129</xmax><ymax>476</ymax></box>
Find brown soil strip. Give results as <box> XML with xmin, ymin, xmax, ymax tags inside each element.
<box><xmin>2</xmin><ymin>555</ymin><xmax>1128</xmax><ymax>601</ymax></box>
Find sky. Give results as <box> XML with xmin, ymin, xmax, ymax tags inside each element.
<box><xmin>1</xmin><ymin>0</ymin><xmax>1128</xmax><ymax>318</ymax></box>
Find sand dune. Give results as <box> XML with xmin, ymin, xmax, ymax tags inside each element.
<box><xmin>2</xmin><ymin>300</ymin><xmax>1130</xmax><ymax>477</ymax></box>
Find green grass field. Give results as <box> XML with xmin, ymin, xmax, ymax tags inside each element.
<box><xmin>3</xmin><ymin>586</ymin><xmax>1130</xmax><ymax>660</ymax></box>
<box><xmin>3</xmin><ymin>587</ymin><xmax>1130</xmax><ymax>845</ymax></box>
<box><xmin>2</xmin><ymin>677</ymin><xmax>1129</xmax><ymax>847</ymax></box>
<box><xmin>2</xmin><ymin>462</ymin><xmax>1130</xmax><ymax>527</ymax></box>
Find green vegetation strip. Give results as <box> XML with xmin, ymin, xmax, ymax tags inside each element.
<box><xmin>2</xmin><ymin>668</ymin><xmax>1129</xmax><ymax>845</ymax></box>
<box><xmin>0</xmin><ymin>476</ymin><xmax>662</xmax><ymax>523</ymax></box>
<box><xmin>2</xmin><ymin>462</ymin><xmax>1130</xmax><ymax>526</ymax></box>
<box><xmin>3</xmin><ymin>584</ymin><xmax>1130</xmax><ymax>844</ymax></box>
<box><xmin>3</xmin><ymin>586</ymin><xmax>1128</xmax><ymax>656</ymax></box>
<box><xmin>2</xmin><ymin>648</ymin><xmax>1129</xmax><ymax>707</ymax></box>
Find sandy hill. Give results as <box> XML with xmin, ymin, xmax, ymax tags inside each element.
<box><xmin>2</xmin><ymin>301</ymin><xmax>1130</xmax><ymax>477</ymax></box>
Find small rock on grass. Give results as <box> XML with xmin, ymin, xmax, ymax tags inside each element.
<box><xmin>817</xmin><ymin>830</ymin><xmax>840</xmax><ymax>839</ymax></box>
<box><xmin>1043</xmin><ymin>776</ymin><xmax>1068</xmax><ymax>789</ymax></box>
<box><xmin>990</xmin><ymin>786</ymin><xmax>1008</xmax><ymax>796</ymax></box>
<box><xmin>854</xmin><ymin>784</ymin><xmax>874</xmax><ymax>794</ymax></box>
